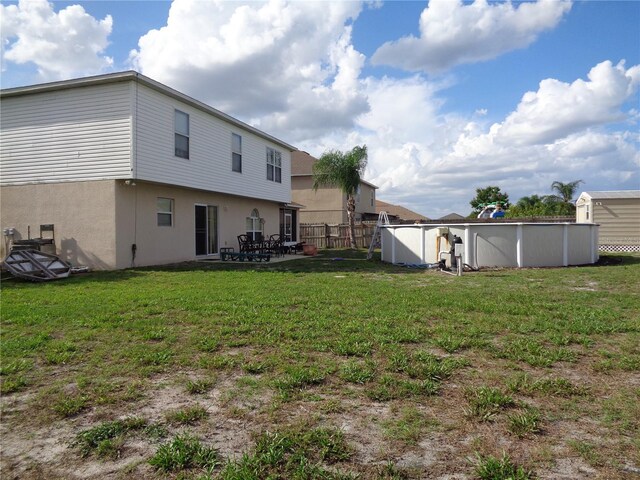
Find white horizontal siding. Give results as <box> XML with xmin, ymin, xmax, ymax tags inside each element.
<box><xmin>134</xmin><ymin>84</ymin><xmax>291</xmax><ymax>204</ymax></box>
<box><xmin>1</xmin><ymin>83</ymin><xmax>133</xmax><ymax>185</ymax></box>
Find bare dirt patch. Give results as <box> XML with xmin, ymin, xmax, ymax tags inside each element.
<box><xmin>3</xmin><ymin>353</ymin><xmax>639</xmax><ymax>479</ymax></box>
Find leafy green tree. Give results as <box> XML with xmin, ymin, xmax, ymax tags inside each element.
<box><xmin>469</xmin><ymin>186</ymin><xmax>510</xmax><ymax>215</ymax></box>
<box><xmin>507</xmin><ymin>191</ymin><xmax>577</xmax><ymax>218</ymax></box>
<box><xmin>515</xmin><ymin>195</ymin><xmax>547</xmax><ymax>210</ymax></box>
<box><xmin>313</xmin><ymin>145</ymin><xmax>368</xmax><ymax>249</ymax></box>
<box><xmin>550</xmin><ymin>200</ymin><xmax>578</xmax><ymax>216</ymax></box>
<box><xmin>550</xmin><ymin>180</ymin><xmax>584</xmax><ymax>204</ymax></box>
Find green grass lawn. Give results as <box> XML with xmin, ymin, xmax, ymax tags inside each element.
<box><xmin>1</xmin><ymin>250</ymin><xmax>639</xmax><ymax>479</ymax></box>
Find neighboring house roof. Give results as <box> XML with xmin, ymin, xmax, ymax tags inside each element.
<box><xmin>578</xmin><ymin>190</ymin><xmax>640</xmax><ymax>200</ymax></box>
<box><xmin>438</xmin><ymin>212</ymin><xmax>465</xmax><ymax>220</ymax></box>
<box><xmin>0</xmin><ymin>70</ymin><xmax>296</xmax><ymax>153</ymax></box>
<box><xmin>376</xmin><ymin>200</ymin><xmax>430</xmax><ymax>222</ymax></box>
<box><xmin>291</xmin><ymin>150</ymin><xmax>378</xmax><ymax>189</ymax></box>
<box><xmin>291</xmin><ymin>151</ymin><xmax>317</xmax><ymax>175</ymax></box>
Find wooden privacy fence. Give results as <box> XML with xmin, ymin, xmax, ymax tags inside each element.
<box><xmin>300</xmin><ymin>222</ymin><xmax>377</xmax><ymax>249</ymax></box>
<box><xmin>300</xmin><ymin>217</ymin><xmax>576</xmax><ymax>249</ymax></box>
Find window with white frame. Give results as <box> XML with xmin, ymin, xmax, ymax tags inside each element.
<box><xmin>371</xmin><ymin>190</ymin><xmax>375</xmax><ymax>207</ymax></box>
<box><xmin>157</xmin><ymin>197</ymin><xmax>174</xmax><ymax>226</ymax></box>
<box><xmin>266</xmin><ymin>147</ymin><xmax>282</xmax><ymax>183</ymax></box>
<box><xmin>175</xmin><ymin>110</ymin><xmax>189</xmax><ymax>159</ymax></box>
<box><xmin>232</xmin><ymin>133</ymin><xmax>242</xmax><ymax>173</ymax></box>
<box><xmin>246</xmin><ymin>208</ymin><xmax>263</xmax><ymax>241</ymax></box>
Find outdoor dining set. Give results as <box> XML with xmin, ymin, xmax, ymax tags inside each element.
<box><xmin>219</xmin><ymin>234</ymin><xmax>304</xmax><ymax>262</ymax></box>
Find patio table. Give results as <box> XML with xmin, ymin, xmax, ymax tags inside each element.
<box><xmin>283</xmin><ymin>241</ymin><xmax>305</xmax><ymax>254</ymax></box>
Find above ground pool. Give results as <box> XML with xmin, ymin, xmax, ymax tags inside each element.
<box><xmin>381</xmin><ymin>222</ymin><xmax>599</xmax><ymax>268</ymax></box>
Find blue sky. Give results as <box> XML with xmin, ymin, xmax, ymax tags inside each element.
<box><xmin>1</xmin><ymin>0</ymin><xmax>639</xmax><ymax>217</ymax></box>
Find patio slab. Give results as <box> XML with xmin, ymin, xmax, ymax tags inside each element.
<box><xmin>197</xmin><ymin>253</ymin><xmax>315</xmax><ymax>264</ymax></box>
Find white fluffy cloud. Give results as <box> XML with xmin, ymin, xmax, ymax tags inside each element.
<box><xmin>129</xmin><ymin>0</ymin><xmax>368</xmax><ymax>137</ymax></box>
<box><xmin>497</xmin><ymin>60</ymin><xmax>640</xmax><ymax>145</ymax></box>
<box><xmin>298</xmin><ymin>61</ymin><xmax>639</xmax><ymax>218</ymax></box>
<box><xmin>362</xmin><ymin>127</ymin><xmax>638</xmax><ymax>219</ymax></box>
<box><xmin>371</xmin><ymin>0</ymin><xmax>572</xmax><ymax>74</ymax></box>
<box><xmin>0</xmin><ymin>0</ymin><xmax>113</xmax><ymax>81</ymax></box>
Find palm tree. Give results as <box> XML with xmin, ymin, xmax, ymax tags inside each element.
<box><xmin>550</xmin><ymin>180</ymin><xmax>584</xmax><ymax>204</ymax></box>
<box><xmin>313</xmin><ymin>145</ymin><xmax>368</xmax><ymax>249</ymax></box>
<box><xmin>516</xmin><ymin>194</ymin><xmax>545</xmax><ymax>209</ymax></box>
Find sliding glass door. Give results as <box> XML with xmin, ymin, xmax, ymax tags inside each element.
<box><xmin>195</xmin><ymin>205</ymin><xmax>218</xmax><ymax>256</ymax></box>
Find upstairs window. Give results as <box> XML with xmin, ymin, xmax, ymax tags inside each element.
<box><xmin>232</xmin><ymin>133</ymin><xmax>242</xmax><ymax>173</ymax></box>
<box><xmin>371</xmin><ymin>190</ymin><xmax>375</xmax><ymax>207</ymax></box>
<box><xmin>266</xmin><ymin>147</ymin><xmax>282</xmax><ymax>183</ymax></box>
<box><xmin>175</xmin><ymin>110</ymin><xmax>189</xmax><ymax>159</ymax></box>
<box><xmin>157</xmin><ymin>197</ymin><xmax>174</xmax><ymax>226</ymax></box>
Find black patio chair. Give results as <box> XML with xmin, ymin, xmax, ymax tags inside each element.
<box><xmin>267</xmin><ymin>234</ymin><xmax>284</xmax><ymax>257</ymax></box>
<box><xmin>238</xmin><ymin>234</ymin><xmax>252</xmax><ymax>253</ymax></box>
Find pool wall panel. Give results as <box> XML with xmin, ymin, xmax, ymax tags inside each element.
<box><xmin>381</xmin><ymin>223</ymin><xmax>598</xmax><ymax>268</ymax></box>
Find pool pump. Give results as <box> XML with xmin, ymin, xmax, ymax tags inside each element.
<box><xmin>439</xmin><ymin>234</ymin><xmax>464</xmax><ymax>276</ymax></box>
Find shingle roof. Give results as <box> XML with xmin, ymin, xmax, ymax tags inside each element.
<box><xmin>581</xmin><ymin>190</ymin><xmax>640</xmax><ymax>200</ymax></box>
<box><xmin>376</xmin><ymin>200</ymin><xmax>430</xmax><ymax>222</ymax></box>
<box><xmin>291</xmin><ymin>151</ymin><xmax>317</xmax><ymax>175</ymax></box>
<box><xmin>438</xmin><ymin>212</ymin><xmax>466</xmax><ymax>220</ymax></box>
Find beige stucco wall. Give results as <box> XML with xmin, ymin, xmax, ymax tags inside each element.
<box><xmin>298</xmin><ymin>209</ymin><xmax>346</xmax><ymax>224</ymax></box>
<box><xmin>114</xmin><ymin>181</ymin><xmax>283</xmax><ymax>269</ymax></box>
<box><xmin>1</xmin><ymin>181</ymin><xmax>118</xmax><ymax>268</ymax></box>
<box><xmin>292</xmin><ymin>175</ymin><xmax>377</xmax><ymax>224</ymax></box>
<box><xmin>355</xmin><ymin>183</ymin><xmax>376</xmax><ymax>216</ymax></box>
<box><xmin>1</xmin><ymin>180</ymin><xmax>284</xmax><ymax>270</ymax></box>
<box><xmin>292</xmin><ymin>176</ymin><xmax>346</xmax><ymax>224</ymax></box>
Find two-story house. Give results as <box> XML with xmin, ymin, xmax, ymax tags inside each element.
<box><xmin>0</xmin><ymin>71</ymin><xmax>297</xmax><ymax>269</ymax></box>
<box><xmin>291</xmin><ymin>150</ymin><xmax>377</xmax><ymax>224</ymax></box>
